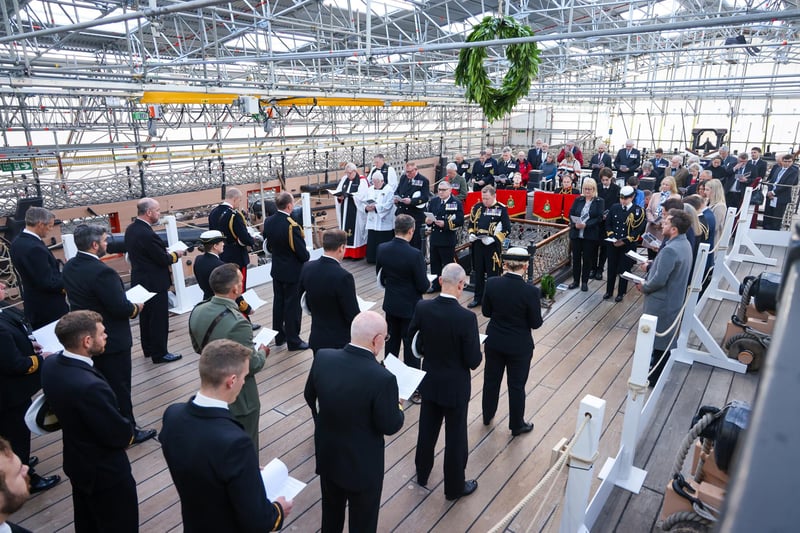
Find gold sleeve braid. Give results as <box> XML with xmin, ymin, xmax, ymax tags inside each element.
<box><xmin>447</xmin><ymin>215</ymin><xmax>456</xmax><ymax>231</ymax></box>
<box><xmin>287</xmin><ymin>218</ymin><xmax>305</xmax><ymax>253</ymax></box>
<box><xmin>468</xmin><ymin>204</ymin><xmax>482</xmax><ymax>234</ymax></box>
<box><xmin>625</xmin><ymin>209</ymin><xmax>646</xmax><ymax>242</ymax></box>
<box><xmin>26</xmin><ymin>355</ymin><xmax>39</xmax><ymax>374</ymax></box>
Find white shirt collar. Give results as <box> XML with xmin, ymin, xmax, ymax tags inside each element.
<box><xmin>61</xmin><ymin>349</ymin><xmax>94</xmax><ymax>367</ymax></box>
<box><xmin>322</xmin><ymin>253</ymin><xmax>341</xmax><ymax>263</ymax></box>
<box><xmin>439</xmin><ymin>292</ymin><xmax>458</xmax><ymax>300</ymax></box>
<box><xmin>23</xmin><ymin>228</ymin><xmax>42</xmax><ymax>241</ymax></box>
<box><xmin>0</xmin><ymin>521</ymin><xmax>12</xmax><ymax>533</ymax></box>
<box><xmin>192</xmin><ymin>391</ymin><xmax>229</xmax><ymax>410</ymax></box>
<box><xmin>78</xmin><ymin>250</ymin><xmax>100</xmax><ymax>260</ymax></box>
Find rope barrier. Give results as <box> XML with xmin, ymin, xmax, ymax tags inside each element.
<box><xmin>487</xmin><ymin>413</ymin><xmax>593</xmax><ymax>533</ymax></box>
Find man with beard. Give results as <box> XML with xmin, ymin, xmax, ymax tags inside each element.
<box><xmin>0</xmin><ymin>436</ymin><xmax>35</xmax><ymax>533</ymax></box>
<box><xmin>42</xmin><ymin>311</ymin><xmax>138</xmax><ymax>532</ymax></box>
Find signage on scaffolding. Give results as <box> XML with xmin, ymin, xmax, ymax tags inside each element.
<box><xmin>0</xmin><ymin>161</ymin><xmax>32</xmax><ymax>172</ymax></box>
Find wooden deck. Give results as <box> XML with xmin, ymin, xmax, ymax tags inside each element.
<box><xmin>10</xmin><ymin>241</ymin><xmax>782</xmax><ymax>532</ymax></box>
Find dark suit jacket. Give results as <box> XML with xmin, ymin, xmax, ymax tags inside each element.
<box><xmin>298</xmin><ymin>256</ymin><xmax>360</xmax><ymax>351</ymax></box>
<box><xmin>124</xmin><ymin>218</ymin><xmax>179</xmax><ymax>293</ymax></box>
<box><xmin>766</xmin><ymin>164</ymin><xmax>799</xmax><ymax>205</ymax></box>
<box><xmin>376</xmin><ymin>237</ymin><xmax>429</xmax><ymax>319</ymax></box>
<box><xmin>63</xmin><ymin>252</ymin><xmax>138</xmax><ymax>354</ymax></box>
<box><xmin>0</xmin><ymin>305</ymin><xmax>42</xmax><ymax>410</ymax></box>
<box><xmin>589</xmin><ymin>153</ymin><xmax>613</xmax><ymax>180</ymax></box>
<box><xmin>527</xmin><ymin>148</ymin><xmax>544</xmax><ymax>170</ymax></box>
<box><xmin>597</xmin><ymin>183</ymin><xmax>621</xmax><ymax>211</ymax></box>
<box><xmin>41</xmin><ymin>354</ymin><xmax>133</xmax><ymax>491</ymax></box>
<box><xmin>161</xmin><ymin>400</ymin><xmax>285</xmax><ymax>532</ymax></box>
<box><xmin>408</xmin><ymin>296</ymin><xmax>482</xmax><ymax>407</ymax></box>
<box><xmin>649</xmin><ymin>157</ymin><xmax>669</xmax><ymax>180</ymax></box>
<box><xmin>193</xmin><ymin>252</ymin><xmax>225</xmax><ymax>300</ymax></box>
<box><xmin>613</xmin><ymin>148</ymin><xmax>642</xmax><ymax>178</ymax></box>
<box><xmin>263</xmin><ymin>211</ymin><xmax>309</xmax><ymax>283</ymax></box>
<box><xmin>745</xmin><ymin>158</ymin><xmax>768</xmax><ymax>184</ymax></box>
<box><xmin>304</xmin><ymin>344</ymin><xmax>404</xmax><ymax>491</ymax></box>
<box><xmin>483</xmin><ymin>273</ymin><xmax>543</xmax><ymax>355</ymax></box>
<box><xmin>427</xmin><ymin>195</ymin><xmax>464</xmax><ymax>247</ymax></box>
<box><xmin>568</xmin><ymin>196</ymin><xmax>606</xmax><ymax>241</ymax></box>
<box><xmin>9</xmin><ymin>231</ymin><xmax>68</xmax><ymax>328</ymax></box>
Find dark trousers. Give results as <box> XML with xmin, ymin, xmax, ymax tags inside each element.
<box><xmin>93</xmin><ymin>349</ymin><xmax>135</xmax><ymax>428</ymax></box>
<box><xmin>415</xmin><ymin>400</ymin><xmax>468</xmax><ymax>498</ymax></box>
<box><xmin>319</xmin><ymin>475</ymin><xmax>381</xmax><ymax>533</ymax></box>
<box><xmin>71</xmin><ymin>475</ymin><xmax>138</xmax><ymax>533</ymax></box>
<box><xmin>725</xmin><ymin>191</ymin><xmax>743</xmax><ymax>210</ymax></box>
<box><xmin>386</xmin><ymin>314</ymin><xmax>418</xmax><ymax>369</ymax></box>
<box><xmin>471</xmin><ymin>242</ymin><xmax>501</xmax><ymax>302</ymax></box>
<box><xmin>272</xmin><ymin>279</ymin><xmax>302</xmax><ymax>346</ymax></box>
<box><xmin>139</xmin><ymin>290</ymin><xmax>168</xmax><ymax>358</ymax></box>
<box><xmin>595</xmin><ymin>239</ymin><xmax>608</xmax><ymax>273</ymax></box>
<box><xmin>429</xmin><ymin>244</ymin><xmax>455</xmax><ymax>289</ymax></box>
<box><xmin>606</xmin><ymin>243</ymin><xmax>634</xmax><ymax>296</ymax></box>
<box><xmin>366</xmin><ymin>230</ymin><xmax>393</xmax><ymax>264</ymax></box>
<box><xmin>763</xmin><ymin>201</ymin><xmax>787</xmax><ymax>230</ymax></box>
<box><xmin>571</xmin><ymin>238</ymin><xmax>598</xmax><ymax>284</ymax></box>
<box><xmin>649</xmin><ymin>349</ymin><xmax>671</xmax><ymax>385</ymax></box>
<box><xmin>0</xmin><ymin>402</ymin><xmax>31</xmax><ymax>465</ymax></box>
<box><xmin>482</xmin><ymin>347</ymin><xmax>532</xmax><ymax>430</ymax></box>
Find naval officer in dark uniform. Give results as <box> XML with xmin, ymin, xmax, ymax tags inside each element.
<box><xmin>425</xmin><ymin>181</ymin><xmax>464</xmax><ymax>293</ymax></box>
<box><xmin>481</xmin><ymin>247</ymin><xmax>543</xmax><ymax>436</ymax></box>
<box><xmin>604</xmin><ymin>185</ymin><xmax>646</xmax><ymax>302</ymax></box>
<box><xmin>393</xmin><ymin>161</ymin><xmax>430</xmax><ymax>250</ymax></box>
<box><xmin>467</xmin><ymin>185</ymin><xmax>511</xmax><ymax>308</ymax></box>
<box><xmin>208</xmin><ymin>187</ymin><xmax>257</xmax><ymax>290</ymax></box>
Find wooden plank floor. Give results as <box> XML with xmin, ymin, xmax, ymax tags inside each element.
<box><xmin>10</xmin><ymin>240</ymin><xmax>782</xmax><ymax>532</ymax></box>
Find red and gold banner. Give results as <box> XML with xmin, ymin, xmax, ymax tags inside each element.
<box><xmin>561</xmin><ymin>194</ymin><xmax>578</xmax><ymax>219</ymax></box>
<box><xmin>532</xmin><ymin>192</ymin><xmax>563</xmax><ymax>220</ymax></box>
<box><xmin>464</xmin><ymin>190</ymin><xmax>528</xmax><ymax>216</ymax></box>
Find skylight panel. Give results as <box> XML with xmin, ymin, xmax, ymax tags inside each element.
<box><xmin>323</xmin><ymin>0</ymin><xmax>414</xmax><ymax>16</ymax></box>
<box><xmin>439</xmin><ymin>11</ymin><xmax>494</xmax><ymax>35</ymax></box>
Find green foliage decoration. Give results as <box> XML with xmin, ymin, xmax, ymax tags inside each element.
<box><xmin>454</xmin><ymin>16</ymin><xmax>540</xmax><ymax>123</ymax></box>
<box><xmin>540</xmin><ymin>274</ymin><xmax>556</xmax><ymax>300</ymax></box>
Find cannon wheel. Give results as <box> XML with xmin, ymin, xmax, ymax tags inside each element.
<box><xmin>725</xmin><ymin>333</ymin><xmax>766</xmax><ymax>372</ymax></box>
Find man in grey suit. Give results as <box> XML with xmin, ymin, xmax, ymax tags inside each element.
<box><xmin>635</xmin><ymin>209</ymin><xmax>693</xmax><ymax>385</ymax></box>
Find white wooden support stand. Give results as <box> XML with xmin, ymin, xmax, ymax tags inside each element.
<box><xmin>301</xmin><ymin>192</ymin><xmax>314</xmax><ymax>250</ymax></box>
<box><xmin>595</xmin><ymin>315</ymin><xmax>655</xmax><ymax>495</ymax></box>
<box><xmin>164</xmin><ymin>215</ymin><xmax>195</xmax><ymax>314</ymax></box>
<box><xmin>697</xmin><ymin>207</ymin><xmax>740</xmax><ymax>313</ymax></box>
<box><xmin>673</xmin><ymin>243</ymin><xmax>747</xmax><ymax>373</ymax></box>
<box><xmin>559</xmin><ymin>395</ymin><xmax>606</xmax><ymax>533</ymax></box>
<box><xmin>62</xmin><ymin>233</ymin><xmax>77</xmax><ymax>260</ymax></box>
<box><xmin>728</xmin><ymin>187</ymin><xmax>790</xmax><ymax>266</ymax></box>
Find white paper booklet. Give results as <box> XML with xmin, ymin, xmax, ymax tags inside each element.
<box><xmin>32</xmin><ymin>321</ymin><xmax>64</xmax><ymax>354</ymax></box>
<box><xmin>261</xmin><ymin>458</ymin><xmax>306</xmax><ymax>501</ymax></box>
<box><xmin>605</xmin><ymin>237</ymin><xmax>618</xmax><ymax>243</ymax></box>
<box><xmin>620</xmin><ymin>271</ymin><xmax>646</xmax><ymax>284</ymax></box>
<box><xmin>242</xmin><ymin>289</ymin><xmax>267</xmax><ymax>310</ymax></box>
<box><xmin>356</xmin><ymin>296</ymin><xmax>375</xmax><ymax>313</ymax></box>
<box><xmin>383</xmin><ymin>353</ymin><xmax>427</xmax><ymax>401</ymax></box>
<box><xmin>167</xmin><ymin>241</ymin><xmax>188</xmax><ymax>253</ymax></box>
<box><xmin>126</xmin><ymin>284</ymin><xmax>156</xmax><ymax>305</ymax></box>
<box><xmin>253</xmin><ymin>328</ymin><xmax>279</xmax><ymax>347</ymax></box>
<box><xmin>427</xmin><ymin>274</ymin><xmax>437</xmax><ymax>282</ymax></box>
<box><xmin>626</xmin><ymin>250</ymin><xmax>649</xmax><ymax>264</ymax></box>
<box><xmin>479</xmin><ymin>334</ymin><xmax>488</xmax><ymax>344</ymax></box>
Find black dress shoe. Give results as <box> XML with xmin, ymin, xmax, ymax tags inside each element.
<box><xmin>446</xmin><ymin>479</ymin><xmax>478</xmax><ymax>501</ymax></box>
<box><xmin>251</xmin><ymin>323</ymin><xmax>262</xmax><ymax>331</ymax></box>
<box><xmin>274</xmin><ymin>337</ymin><xmax>286</xmax><ymax>347</ymax></box>
<box><xmin>615</xmin><ymin>294</ymin><xmax>624</xmax><ymax>303</ymax></box>
<box><xmin>581</xmin><ymin>283</ymin><xmax>588</xmax><ymax>292</ymax></box>
<box><xmin>467</xmin><ymin>300</ymin><xmax>480</xmax><ymax>309</ymax></box>
<box><xmin>588</xmin><ymin>270</ymin><xmax>597</xmax><ymax>278</ymax></box>
<box><xmin>133</xmin><ymin>427</ymin><xmax>158</xmax><ymax>444</ymax></box>
<box><xmin>287</xmin><ymin>341</ymin><xmax>309</xmax><ymax>351</ymax></box>
<box><xmin>511</xmin><ymin>422</ymin><xmax>534</xmax><ymax>436</ymax></box>
<box><xmin>153</xmin><ymin>352</ymin><xmax>182</xmax><ymax>364</ymax></box>
<box><xmin>594</xmin><ymin>272</ymin><xmax>604</xmax><ymax>281</ymax></box>
<box><xmin>567</xmin><ymin>282</ymin><xmax>579</xmax><ymax>290</ymax></box>
<box><xmin>416</xmin><ymin>475</ymin><xmax>428</xmax><ymax>487</ymax></box>
<box><xmin>602</xmin><ymin>293</ymin><xmax>612</xmax><ymax>300</ymax></box>
<box><xmin>27</xmin><ymin>456</ymin><xmax>39</xmax><ymax>469</ymax></box>
<box><xmin>29</xmin><ymin>472</ymin><xmax>61</xmax><ymax>494</ymax></box>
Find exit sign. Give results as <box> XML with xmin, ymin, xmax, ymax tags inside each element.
<box><xmin>0</xmin><ymin>161</ymin><xmax>32</xmax><ymax>172</ymax></box>
<box><xmin>132</xmin><ymin>111</ymin><xmax>149</xmax><ymax>120</ymax></box>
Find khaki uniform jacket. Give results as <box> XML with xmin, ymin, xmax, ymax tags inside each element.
<box><xmin>188</xmin><ymin>296</ymin><xmax>267</xmax><ymax>419</ymax></box>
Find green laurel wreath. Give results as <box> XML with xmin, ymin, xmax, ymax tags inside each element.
<box><xmin>454</xmin><ymin>16</ymin><xmax>540</xmax><ymax>122</ymax></box>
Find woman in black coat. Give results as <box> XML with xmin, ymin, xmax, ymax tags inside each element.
<box><xmin>568</xmin><ymin>177</ymin><xmax>605</xmax><ymax>291</ymax></box>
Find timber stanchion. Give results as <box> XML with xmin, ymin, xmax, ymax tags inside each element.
<box><xmin>165</xmin><ymin>215</ymin><xmax>194</xmax><ymax>314</ymax></box>
<box><xmin>673</xmin><ymin>243</ymin><xmax>747</xmax><ymax>373</ymax></box>
<box><xmin>559</xmin><ymin>395</ymin><xmax>606</xmax><ymax>533</ymax></box>
<box><xmin>697</xmin><ymin>207</ymin><xmax>739</xmax><ymax>313</ymax></box>
<box><xmin>728</xmin><ymin>187</ymin><xmax>790</xmax><ymax>266</ymax></box>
